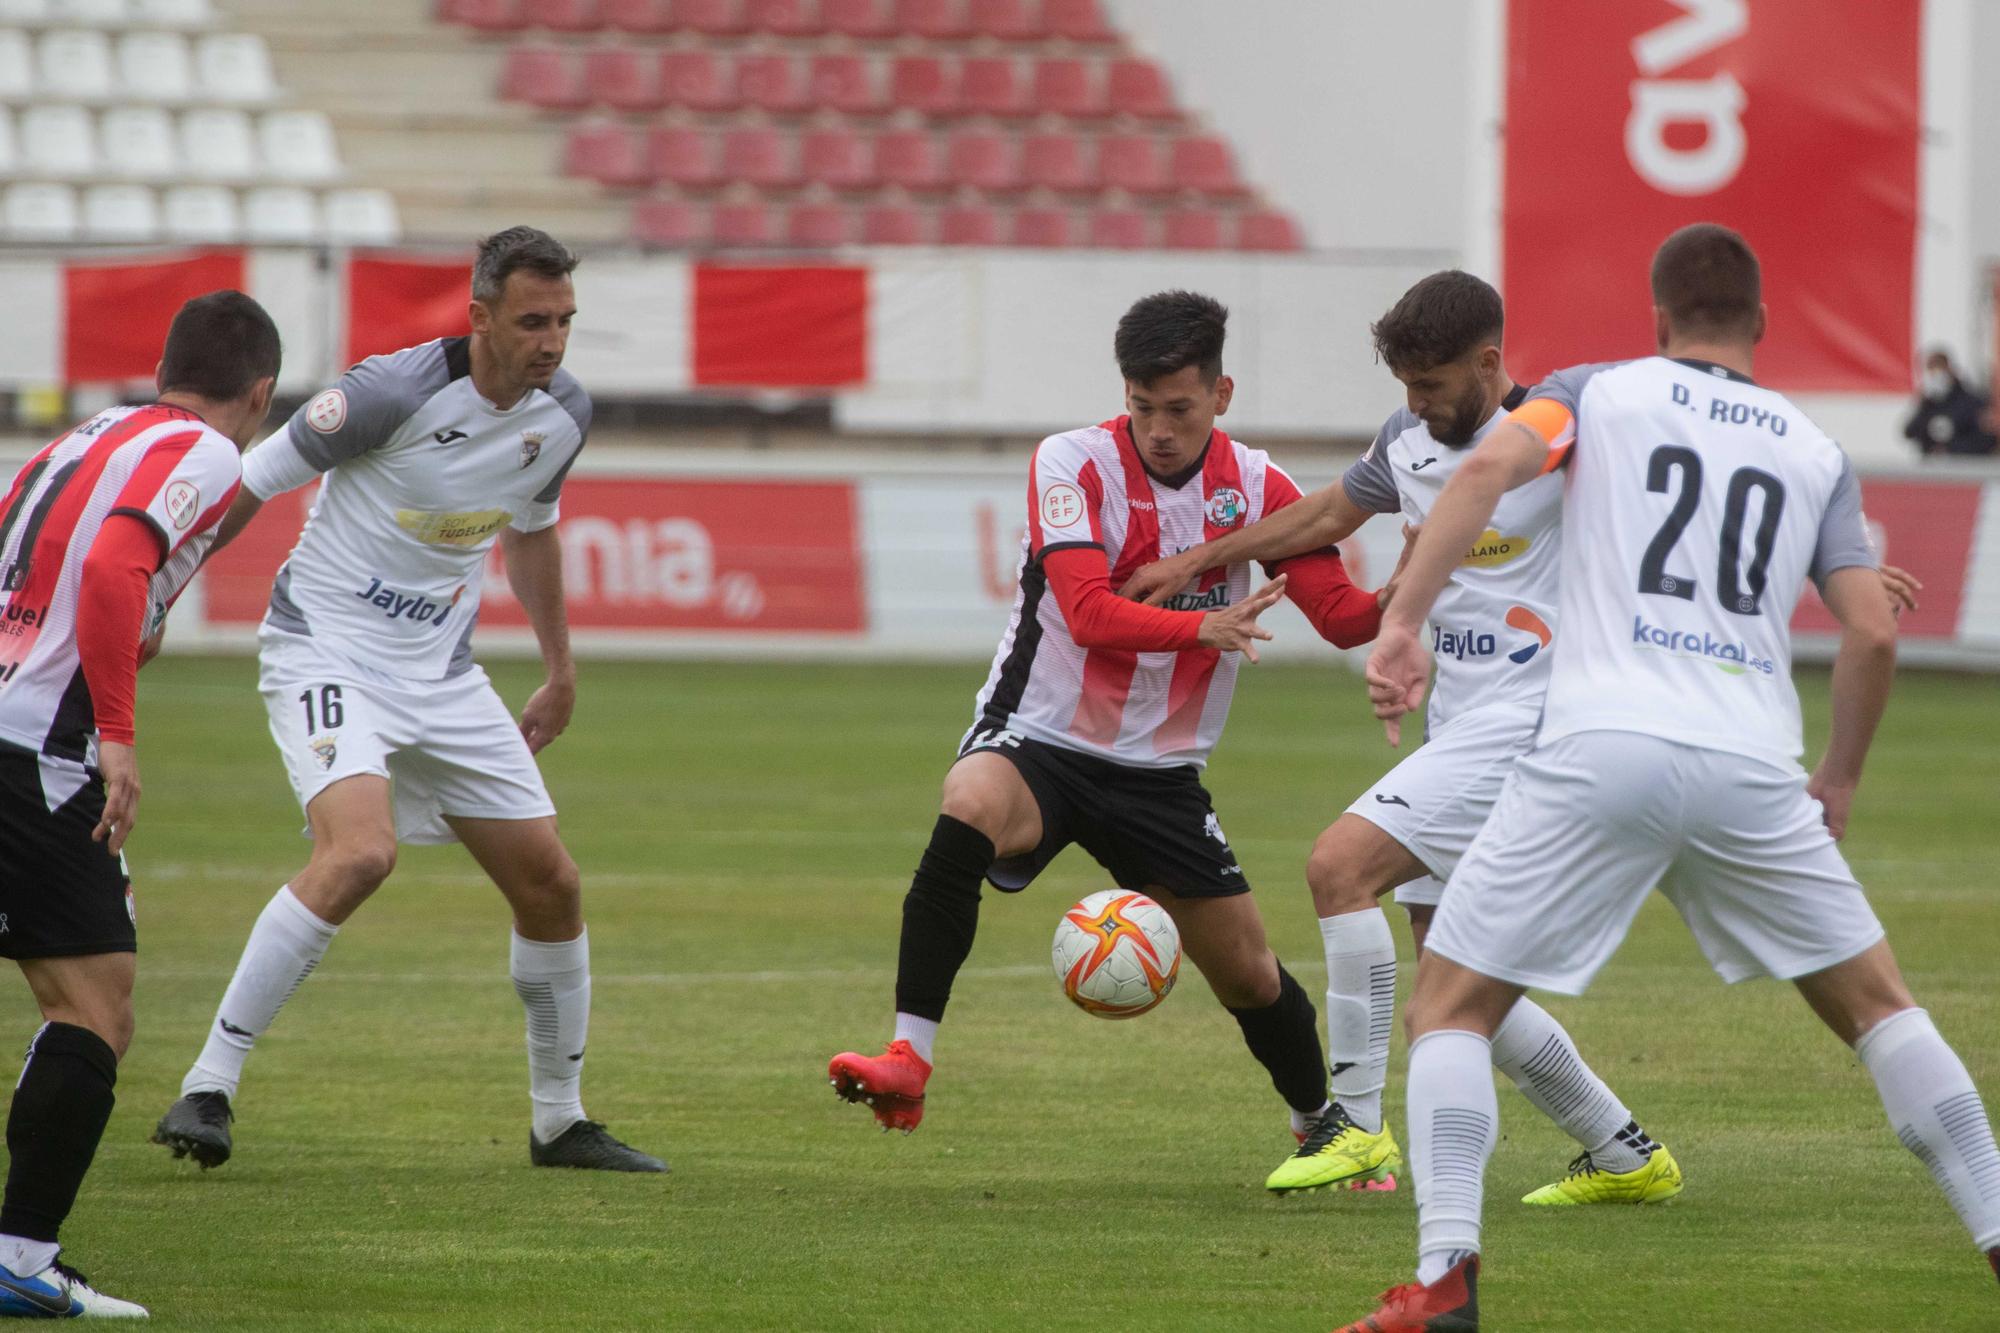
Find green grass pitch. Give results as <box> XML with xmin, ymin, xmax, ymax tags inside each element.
<box><xmin>7</xmin><ymin>656</ymin><xmax>1996</xmax><ymax>1330</ymax></box>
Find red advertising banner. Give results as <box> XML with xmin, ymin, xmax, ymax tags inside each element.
<box><xmin>1503</xmin><ymin>1</ymin><xmax>1919</xmax><ymax>392</ymax></box>
<box><xmin>345</xmin><ymin>255</ymin><xmax>472</xmax><ymax>369</ymax></box>
<box><xmin>1792</xmin><ymin>478</ymin><xmax>1980</xmax><ymax>642</ymax></box>
<box><xmin>63</xmin><ymin>250</ymin><xmax>247</xmax><ymax>384</ymax></box>
<box><xmin>692</xmin><ymin>264</ymin><xmax>868</xmax><ymax>388</ymax></box>
<box><xmin>200</xmin><ymin>476</ymin><xmax>866</xmax><ymax>635</ymax></box>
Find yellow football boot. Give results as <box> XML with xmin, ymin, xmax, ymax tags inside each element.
<box><xmin>1521</xmin><ymin>1144</ymin><xmax>1683</xmax><ymax>1205</ymax></box>
<box><xmin>1265</xmin><ymin>1105</ymin><xmax>1401</xmax><ymax>1193</ymax></box>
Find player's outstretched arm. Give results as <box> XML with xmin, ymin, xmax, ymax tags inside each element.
<box><xmin>1122</xmin><ymin>483</ymin><xmax>1370</xmax><ymax>605</ymax></box>
<box><xmin>1810</xmin><ymin>565</ymin><xmax>1899</xmax><ymax>840</ymax></box>
<box><xmin>1273</xmin><ymin>551</ymin><xmax>1382</xmax><ymax>649</ymax></box>
<box><xmin>205</xmin><ymin>486</ymin><xmax>267</xmax><ymax>559</ymax></box>
<box><xmin>500</xmin><ymin>525</ymin><xmax>577</xmax><ymax>754</ymax></box>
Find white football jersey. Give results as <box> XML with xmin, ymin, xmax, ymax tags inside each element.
<box><xmin>1342</xmin><ymin>387</ymin><xmax>1562</xmax><ymax>733</ymax></box>
<box><xmin>1526</xmin><ymin>356</ymin><xmax>1875</xmax><ymax>768</ymax></box>
<box><xmin>242</xmin><ymin>338</ymin><xmax>590</xmax><ymax>681</ymax></box>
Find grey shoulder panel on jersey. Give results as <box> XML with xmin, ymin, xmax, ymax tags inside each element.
<box><xmin>265</xmin><ymin>562</ymin><xmax>311</xmax><ymax>636</ymax></box>
<box><xmin>1526</xmin><ymin>360</ymin><xmax>1628</xmax><ymax>415</ymax></box>
<box><xmin>286</xmin><ymin>339</ymin><xmax>460</xmax><ymax>470</ymax></box>
<box><xmin>534</xmin><ymin>370</ymin><xmax>592</xmax><ymax>505</ymax></box>
<box><xmin>1809</xmin><ymin>453</ymin><xmax>1877</xmax><ymax>589</ymax></box>
<box><xmin>1341</xmin><ymin>407</ymin><xmax>1415</xmax><ymax>514</ymax></box>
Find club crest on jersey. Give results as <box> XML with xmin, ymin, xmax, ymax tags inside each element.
<box><xmin>1205</xmin><ymin>487</ymin><xmax>1246</xmax><ymax>528</ymax></box>
<box><xmin>305</xmin><ymin>388</ymin><xmax>347</xmax><ymax>434</ymax></box>
<box><xmin>309</xmin><ymin>736</ymin><xmax>337</xmax><ymax>770</ymax></box>
<box><xmin>519</xmin><ymin>431</ymin><xmax>545</xmax><ymax>469</ymax></box>
<box><xmin>164</xmin><ymin>480</ymin><xmax>200</xmax><ymax>530</ymax></box>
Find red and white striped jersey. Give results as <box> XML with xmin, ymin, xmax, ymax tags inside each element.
<box><xmin>965</xmin><ymin>416</ymin><xmax>1304</xmax><ymax>769</ymax></box>
<box><xmin>0</xmin><ymin>404</ymin><xmax>240</xmax><ymax>765</ymax></box>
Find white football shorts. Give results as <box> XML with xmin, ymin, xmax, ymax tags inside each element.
<box><xmin>258</xmin><ymin>631</ymin><xmax>555</xmax><ymax>845</ymax></box>
<box><xmin>1425</xmin><ymin>730</ymin><xmax>1885</xmax><ymax>995</ymax></box>
<box><xmin>1344</xmin><ymin>703</ymin><xmax>1541</xmax><ymax>909</ymax></box>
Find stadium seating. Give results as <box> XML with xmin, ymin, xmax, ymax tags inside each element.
<box><xmin>242</xmin><ymin>184</ymin><xmax>319</xmax><ymax>243</ymax></box>
<box><xmin>80</xmin><ymin>180</ymin><xmax>159</xmax><ymax>238</ymax></box>
<box><xmin>320</xmin><ymin>187</ymin><xmax>403</xmax><ymax>245</ymax></box>
<box><xmin>161</xmin><ymin>181</ymin><xmax>236</xmax><ymax>239</ymax></box>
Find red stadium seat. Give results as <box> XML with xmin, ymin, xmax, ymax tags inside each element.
<box><xmin>450</xmin><ymin>0</ymin><xmax>528</xmax><ymax>32</ymax></box>
<box><xmin>1098</xmin><ymin>134</ymin><xmax>1168</xmax><ymax>194</ymax></box>
<box><xmin>937</xmin><ymin>203</ymin><xmax>1000</xmax><ymax>245</ymax></box>
<box><xmin>800</xmin><ymin>126</ymin><xmax>875</xmax><ymax>189</ymax></box>
<box><xmin>1009</xmin><ymin>207</ymin><xmax>1073</xmax><ymax>247</ymax></box>
<box><xmin>1170</xmin><ymin>135</ymin><xmax>1247</xmax><ymax>197</ymax></box>
<box><xmin>633</xmin><ymin>198</ymin><xmax>709</xmax><ymax>246</ymax></box>
<box><xmin>860</xmin><ymin>203</ymin><xmax>926</xmax><ymax>244</ymax></box>
<box><xmin>806</xmin><ymin>53</ymin><xmax>883</xmax><ymax>115</ymax></box>
<box><xmin>959</xmin><ymin>57</ymin><xmax>1029</xmax><ymax>119</ymax></box>
<box><xmin>972</xmin><ymin>0</ymin><xmax>1046</xmax><ymax>41</ymax></box>
<box><xmin>720</xmin><ymin>125</ymin><xmax>800</xmax><ymax>189</ymax></box>
<box><xmin>658</xmin><ymin>50</ymin><xmax>738</xmax><ymax>112</ymax></box>
<box><xmin>601</xmin><ymin>0</ymin><xmax>675</xmax><ymax>30</ymax></box>
<box><xmin>872</xmin><ymin>130</ymin><xmax>943</xmax><ymax>190</ymax></box>
<box><xmin>822</xmin><ymin>0</ymin><xmax>894</xmax><ymax>37</ymax></box>
<box><xmin>673</xmin><ymin>0</ymin><xmax>749</xmax><ymax>35</ymax></box>
<box><xmin>747</xmin><ymin>0</ymin><xmax>824</xmax><ymax>35</ymax></box>
<box><xmin>501</xmin><ymin>47</ymin><xmax>587</xmax><ymax>110</ymax></box>
<box><xmin>889</xmin><ymin>56</ymin><xmax>957</xmax><ymax>117</ymax></box>
<box><xmin>785</xmin><ymin>202</ymin><xmax>850</xmax><ymax>247</ymax></box>
<box><xmin>712</xmin><ymin>200</ymin><xmax>776</xmax><ymax>246</ymax></box>
<box><xmin>582</xmin><ymin>48</ymin><xmax>662</xmax><ymax>112</ymax></box>
<box><xmin>1235</xmin><ymin>209</ymin><xmax>1302</xmax><ymax>252</ymax></box>
<box><xmin>528</xmin><ymin>0</ymin><xmax>603</xmax><ymax>31</ymax></box>
<box><xmin>1086</xmin><ymin>208</ymin><xmax>1151</xmax><ymax>248</ymax></box>
<box><xmin>1031</xmin><ymin>59</ymin><xmax>1106</xmax><ymax>119</ymax></box>
<box><xmin>564</xmin><ymin>123</ymin><xmax>650</xmax><ymax>187</ymax></box>
<box><xmin>1021</xmin><ymin>131</ymin><xmax>1094</xmax><ymax>192</ymax></box>
<box><xmin>1161</xmin><ymin>207</ymin><xmax>1223</xmax><ymax>250</ymax></box>
<box><xmin>735</xmin><ymin>54</ymin><xmax>811</xmax><ymax>115</ymax></box>
<box><xmin>894</xmin><ymin>0</ymin><xmax>968</xmax><ymax>40</ymax></box>
<box><xmin>647</xmin><ymin>126</ymin><xmax>724</xmax><ymax>188</ymax></box>
<box><xmin>945</xmin><ymin>130</ymin><xmax>1020</xmax><ymax>192</ymax></box>
<box><xmin>1107</xmin><ymin>59</ymin><xmax>1177</xmax><ymax>121</ymax></box>
<box><xmin>1044</xmin><ymin>0</ymin><xmax>1115</xmax><ymax>43</ymax></box>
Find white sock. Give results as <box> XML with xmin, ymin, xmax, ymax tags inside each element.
<box><xmin>893</xmin><ymin>1013</ymin><xmax>938</xmax><ymax>1065</ymax></box>
<box><xmin>0</xmin><ymin>1235</ymin><xmax>58</xmax><ymax>1278</ymax></box>
<box><xmin>1321</xmin><ymin>907</ymin><xmax>1395</xmax><ymax>1134</ymax></box>
<box><xmin>1408</xmin><ymin>1029</ymin><xmax>1496</xmax><ymax>1285</ymax></box>
<box><xmin>1490</xmin><ymin>997</ymin><xmax>1651</xmax><ymax>1171</ymax></box>
<box><xmin>1856</xmin><ymin>1008</ymin><xmax>2000</xmax><ymax>1250</ymax></box>
<box><xmin>1290</xmin><ymin>1100</ymin><xmax>1333</xmax><ymax>1139</ymax></box>
<box><xmin>513</xmin><ymin>929</ymin><xmax>591</xmax><ymax>1144</ymax></box>
<box><xmin>182</xmin><ymin>885</ymin><xmax>338</xmax><ymax>1100</ymax></box>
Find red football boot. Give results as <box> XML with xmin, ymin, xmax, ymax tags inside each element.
<box><xmin>828</xmin><ymin>1039</ymin><xmax>931</xmax><ymax>1133</ymax></box>
<box><xmin>1333</xmin><ymin>1255</ymin><xmax>1479</xmax><ymax>1332</ymax></box>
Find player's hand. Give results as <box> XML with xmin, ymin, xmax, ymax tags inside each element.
<box><xmin>93</xmin><ymin>740</ymin><xmax>140</xmax><ymax>856</ymax></box>
<box><xmin>1879</xmin><ymin>564</ymin><xmax>1921</xmax><ymax>619</ymax></box>
<box><xmin>519</xmin><ymin>674</ymin><xmax>575</xmax><ymax>755</ymax></box>
<box><xmin>1364</xmin><ymin>620</ymin><xmax>1429</xmax><ymax>747</ymax></box>
<box><xmin>1120</xmin><ymin>551</ymin><xmax>1202</xmax><ymax>606</ymax></box>
<box><xmin>1197</xmin><ymin>575</ymin><xmax>1286</xmax><ymax>663</ymax></box>
<box><xmin>1807</xmin><ymin>766</ymin><xmax>1857</xmax><ymax>840</ymax></box>
<box><xmin>1376</xmin><ymin>522</ymin><xmax>1422</xmax><ymax>610</ymax></box>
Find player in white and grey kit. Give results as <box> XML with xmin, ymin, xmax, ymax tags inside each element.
<box><xmin>153</xmin><ymin>228</ymin><xmax>664</xmax><ymax>1175</ymax></box>
<box><xmin>1339</xmin><ymin>224</ymin><xmax>2000</xmax><ymax>1329</ymax></box>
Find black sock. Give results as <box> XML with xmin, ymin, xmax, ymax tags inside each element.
<box><xmin>1227</xmin><ymin>965</ymin><xmax>1328</xmax><ymax>1115</ymax></box>
<box><xmin>1</xmin><ymin>1022</ymin><xmax>118</xmax><ymax>1245</ymax></box>
<box><xmin>893</xmin><ymin>815</ymin><xmax>995</xmax><ymax>1023</ymax></box>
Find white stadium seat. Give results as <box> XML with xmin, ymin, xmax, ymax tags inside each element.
<box><xmin>116</xmin><ymin>30</ymin><xmax>193</xmax><ymax>102</ymax></box>
<box><xmin>0</xmin><ymin>108</ymin><xmax>15</xmax><ymax>174</ymax></box>
<box><xmin>20</xmin><ymin>103</ymin><xmax>95</xmax><ymax>175</ymax></box>
<box><xmin>99</xmin><ymin>105</ymin><xmax>175</xmax><ymax>177</ymax></box>
<box><xmin>133</xmin><ymin>0</ymin><xmax>211</xmax><ymax>26</ymax></box>
<box><xmin>51</xmin><ymin>0</ymin><xmax>131</xmax><ymax>25</ymax></box>
<box><xmin>0</xmin><ymin>30</ymin><xmax>31</xmax><ymax>100</ymax></box>
<box><xmin>176</xmin><ymin>105</ymin><xmax>253</xmax><ymax>180</ymax></box>
<box><xmin>35</xmin><ymin>29</ymin><xmax>115</xmax><ymax>99</ymax></box>
<box><xmin>322</xmin><ymin>187</ymin><xmax>399</xmax><ymax>246</ymax></box>
<box><xmin>195</xmin><ymin>32</ymin><xmax>272</xmax><ymax>103</ymax></box>
<box><xmin>82</xmin><ymin>181</ymin><xmax>159</xmax><ymax>240</ymax></box>
<box><xmin>243</xmin><ymin>184</ymin><xmax>317</xmax><ymax>243</ymax></box>
<box><xmin>0</xmin><ymin>0</ymin><xmax>53</xmax><ymax>25</ymax></box>
<box><xmin>2</xmin><ymin>182</ymin><xmax>80</xmax><ymax>241</ymax></box>
<box><xmin>258</xmin><ymin>109</ymin><xmax>339</xmax><ymax>182</ymax></box>
<box><xmin>160</xmin><ymin>181</ymin><xmax>235</xmax><ymax>240</ymax></box>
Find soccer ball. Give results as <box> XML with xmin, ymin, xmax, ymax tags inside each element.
<box><xmin>1051</xmin><ymin>890</ymin><xmax>1181</xmax><ymax>1019</ymax></box>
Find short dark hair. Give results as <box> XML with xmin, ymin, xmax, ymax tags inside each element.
<box><xmin>1115</xmin><ymin>290</ymin><xmax>1227</xmax><ymax>385</ymax></box>
<box><xmin>472</xmin><ymin>225</ymin><xmax>579</xmax><ymax>304</ymax></box>
<box><xmin>1650</xmin><ymin>223</ymin><xmax>1761</xmax><ymax>339</ymax></box>
<box><xmin>1369</xmin><ymin>270</ymin><xmax>1504</xmax><ymax>374</ymax></box>
<box><xmin>158</xmin><ymin>289</ymin><xmax>282</xmax><ymax>400</ymax></box>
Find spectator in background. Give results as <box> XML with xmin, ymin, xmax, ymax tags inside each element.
<box><xmin>1904</xmin><ymin>349</ymin><xmax>1996</xmax><ymax>457</ymax></box>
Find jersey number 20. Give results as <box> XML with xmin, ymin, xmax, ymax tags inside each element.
<box><xmin>1638</xmin><ymin>445</ymin><xmax>1785</xmax><ymax>616</ymax></box>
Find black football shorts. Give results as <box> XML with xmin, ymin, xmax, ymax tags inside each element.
<box><xmin>0</xmin><ymin>742</ymin><xmax>136</xmax><ymax>959</ymax></box>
